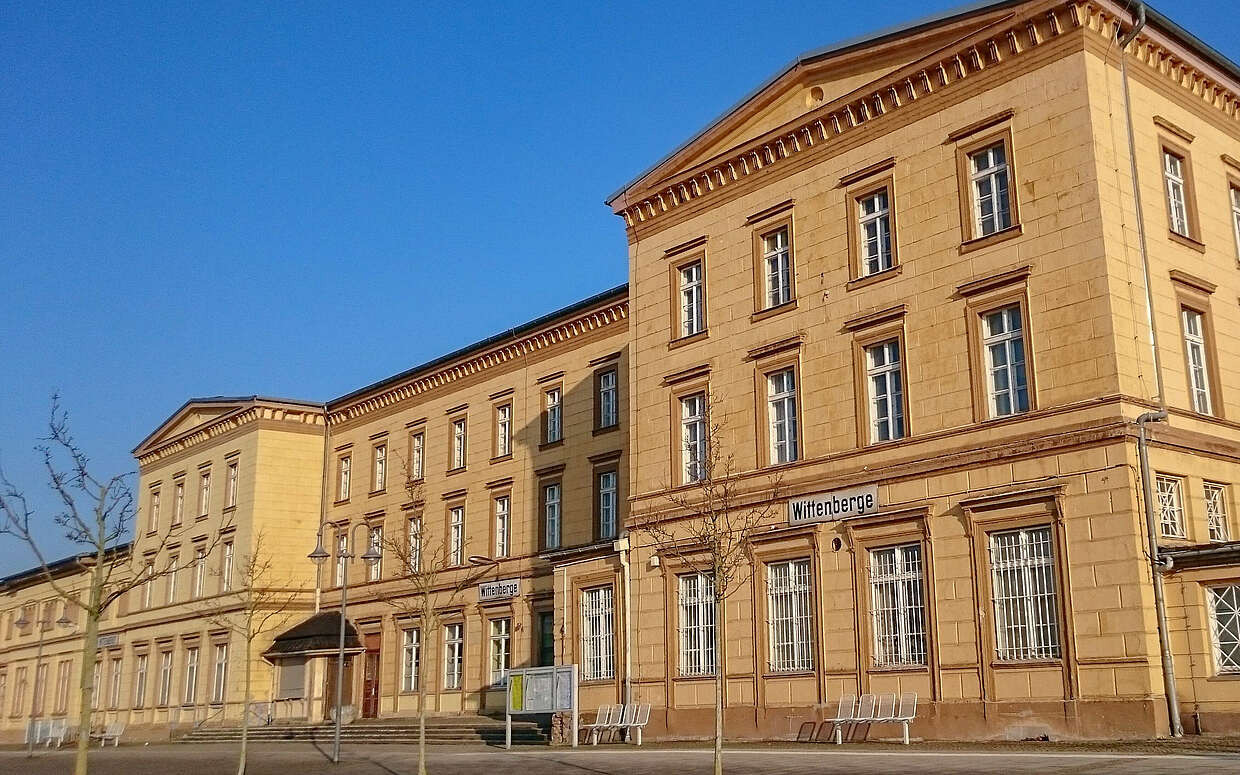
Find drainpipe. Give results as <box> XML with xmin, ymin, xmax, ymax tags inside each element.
<box><xmin>615</xmin><ymin>536</ymin><xmax>633</xmax><ymax>707</ymax></box>
<box><xmin>1118</xmin><ymin>2</ymin><xmax>1182</xmax><ymax>738</ymax></box>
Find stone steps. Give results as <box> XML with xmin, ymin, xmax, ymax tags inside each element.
<box><xmin>179</xmin><ymin>716</ymin><xmax>549</xmax><ymax>745</ymax></box>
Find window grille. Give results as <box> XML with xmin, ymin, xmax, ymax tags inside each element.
<box><xmin>678</xmin><ymin>573</ymin><xmax>716</xmax><ymax>676</ymax></box>
<box><xmin>1156</xmin><ymin>475</ymin><xmax>1186</xmax><ymax>539</ymax></box>
<box><xmin>988</xmin><ymin>526</ymin><xmax>1060</xmax><ymax>661</ymax></box>
<box><xmin>868</xmin><ymin>543</ymin><xmax>926</xmax><ymax>667</ymax></box>
<box><xmin>1206</xmin><ymin>483</ymin><xmax>1230</xmax><ymax>543</ymax></box>
<box><xmin>581</xmin><ymin>586</ymin><xmax>615</xmax><ymax>680</ymax></box>
<box><xmin>1209</xmin><ymin>585</ymin><xmax>1240</xmax><ymax>674</ymax></box>
<box><xmin>766</xmin><ymin>559</ymin><xmax>813</xmax><ymax>673</ymax></box>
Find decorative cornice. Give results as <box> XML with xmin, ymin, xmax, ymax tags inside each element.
<box><xmin>137</xmin><ymin>404</ymin><xmax>323</xmax><ymax>468</ymax></box>
<box><xmin>328</xmin><ymin>298</ymin><xmax>628</xmax><ymax>425</ymax></box>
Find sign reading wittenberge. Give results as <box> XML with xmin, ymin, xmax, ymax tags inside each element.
<box><xmin>787</xmin><ymin>484</ymin><xmax>880</xmax><ymax>525</ymax></box>
<box><xmin>479</xmin><ymin>578</ymin><xmax>521</xmax><ymax>601</ymax></box>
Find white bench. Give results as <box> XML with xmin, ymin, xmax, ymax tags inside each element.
<box><xmin>620</xmin><ymin>703</ymin><xmax>651</xmax><ymax>746</ymax></box>
<box><xmin>45</xmin><ymin>719</ymin><xmax>70</xmax><ymax>748</ymax></box>
<box><xmin>824</xmin><ymin>692</ymin><xmax>916</xmax><ymax>744</ymax></box>
<box><xmin>583</xmin><ymin>704</ymin><xmax>621</xmax><ymax>745</ymax></box>
<box><xmin>90</xmin><ymin>721</ymin><xmax>125</xmax><ymax>747</ymax></box>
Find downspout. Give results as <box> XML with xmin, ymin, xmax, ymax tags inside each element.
<box><xmin>315</xmin><ymin>404</ymin><xmax>332</xmax><ymax>614</ymax></box>
<box><xmin>616</xmin><ymin>536</ymin><xmax>633</xmax><ymax>707</ymax></box>
<box><xmin>1118</xmin><ymin>2</ymin><xmax>1183</xmax><ymax>737</ymax></box>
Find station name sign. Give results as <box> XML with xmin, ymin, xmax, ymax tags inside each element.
<box><xmin>479</xmin><ymin>578</ymin><xmax>521</xmax><ymax>602</ymax></box>
<box><xmin>787</xmin><ymin>484</ymin><xmax>880</xmax><ymax>525</ymax></box>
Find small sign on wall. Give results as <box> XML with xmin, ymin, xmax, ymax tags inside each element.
<box><xmin>787</xmin><ymin>484</ymin><xmax>880</xmax><ymax>525</ymax></box>
<box><xmin>479</xmin><ymin>578</ymin><xmax>521</xmax><ymax>602</ymax></box>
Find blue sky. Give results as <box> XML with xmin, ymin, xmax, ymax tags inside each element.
<box><xmin>1</xmin><ymin>1</ymin><xmax>1237</xmax><ymax>576</ymax></box>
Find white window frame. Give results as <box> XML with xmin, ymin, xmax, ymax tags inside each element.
<box><xmin>581</xmin><ymin>586</ymin><xmax>615</xmax><ymax>681</ymax></box>
<box><xmin>33</xmin><ymin>662</ymin><xmax>48</xmax><ymax>714</ymax></box>
<box><xmin>407</xmin><ymin>516</ymin><xmax>422</xmax><ymax>573</ymax></box>
<box><xmin>982</xmin><ymin>305</ymin><xmax>1030</xmax><ymax>418</ymax></box>
<box><xmin>679</xmin><ymin>261</ymin><xmax>705</xmax><ymax>338</ymax></box>
<box><xmin>401</xmin><ymin>628</ymin><xmax>420</xmax><ymax>692</ymax></box>
<box><xmin>183</xmin><ymin>646</ymin><xmax>199</xmax><ymax>705</ymax></box>
<box><xmin>335</xmin><ymin>533</ymin><xmax>347</xmax><ymax>587</ymax></box>
<box><xmin>368</xmin><ymin>526</ymin><xmax>383</xmax><ymax>582</ymax></box>
<box><xmin>988</xmin><ymin>526</ymin><xmax>1061</xmax><ymax>661</ymax></box>
<box><xmin>677</xmin><ymin>572</ymin><xmax>716</xmax><ymax>677</ymax></box>
<box><xmin>970</xmin><ymin>142</ymin><xmax>1012</xmax><ymax>236</ymax></box>
<box><xmin>198</xmin><ymin>470</ymin><xmax>211</xmax><ymax>517</ymax></box>
<box><xmin>598</xmin><ymin>471</ymin><xmax>618</xmax><ymax>540</ymax></box>
<box><xmin>494</xmin><ymin>495</ymin><xmax>511</xmax><ymax>558</ymax></box>
<box><xmin>766</xmin><ymin>559</ymin><xmax>814</xmax><ymax>673</ymax></box>
<box><xmin>681</xmin><ymin>392</ymin><xmax>707</xmax><ymax>484</ymax></box>
<box><xmin>1156</xmin><ymin>475</ymin><xmax>1187</xmax><ymax>539</ymax></box>
<box><xmin>767</xmin><ymin>369</ymin><xmax>798</xmax><ymax>464</ymax></box>
<box><xmin>1205</xmin><ymin>482</ymin><xmax>1230</xmax><ymax>543</ymax></box>
<box><xmin>545</xmin><ymin>389</ymin><xmax>562</xmax><ymax>443</ymax></box>
<box><xmin>107</xmin><ymin>656</ymin><xmax>122</xmax><ymax>710</ymax></box>
<box><xmin>866</xmin><ymin>340</ymin><xmax>905</xmax><ymax>442</ymax></box>
<box><xmin>858</xmin><ymin>189</ymin><xmax>893</xmax><ymax>275</ymax></box>
<box><xmin>1182</xmin><ymin>308</ymin><xmax>1213</xmax><ymax>415</ymax></box>
<box><xmin>166</xmin><ymin>554</ymin><xmax>179</xmax><ymax>605</ymax></box>
<box><xmin>443</xmin><ymin>623</ymin><xmax>463</xmax><ymax>690</ymax></box>
<box><xmin>489</xmin><ymin>617</ymin><xmax>511</xmax><ymax>686</ymax></box>
<box><xmin>544</xmin><ymin>483</ymin><xmax>561</xmax><ymax>550</ymax></box>
<box><xmin>496</xmin><ymin>404</ymin><xmax>512</xmax><ymax>457</ymax></box>
<box><xmin>193</xmin><ymin>546</ymin><xmax>206</xmax><ymax>598</ymax></box>
<box><xmin>211</xmin><ymin>643</ymin><xmax>228</xmax><ymax>704</ymax></box>
<box><xmin>449</xmin><ymin>506</ymin><xmax>465</xmax><ymax>566</ymax></box>
<box><xmin>373</xmin><ymin>444</ymin><xmax>387</xmax><ymax>491</ymax></box>
<box><xmin>157</xmin><ymin>651</ymin><xmax>173</xmax><ymax>707</ymax></box>
<box><xmin>133</xmin><ymin>654</ymin><xmax>148</xmax><ymax>709</ymax></box>
<box><xmin>221</xmin><ymin>541</ymin><xmax>234</xmax><ymax>592</ymax></box>
<box><xmin>142</xmin><ymin>561</ymin><xmax>154</xmax><ymax>609</ymax></box>
<box><xmin>337</xmin><ymin>456</ymin><xmax>351</xmax><ymax>501</ymax></box>
<box><xmin>410</xmin><ymin>432</ymin><xmax>424</xmax><ymax>480</ymax></box>
<box><xmin>54</xmin><ymin>659</ymin><xmax>71</xmax><ymax>714</ymax></box>
<box><xmin>763</xmin><ymin>226</ymin><xmax>791</xmax><ymax>309</ymax></box>
<box><xmin>868</xmin><ymin>543</ymin><xmax>927</xmax><ymax>667</ymax></box>
<box><xmin>149</xmin><ymin>489</ymin><xmax>161</xmax><ymax>533</ymax></box>
<box><xmin>599</xmin><ymin>370</ymin><xmax>618</xmax><ymax>428</ymax></box>
<box><xmin>1164</xmin><ymin>150</ymin><xmax>1190</xmax><ymax>236</ymax></box>
<box><xmin>1231</xmin><ymin>185</ymin><xmax>1240</xmax><ymax>259</ymax></box>
<box><xmin>1209</xmin><ymin>585</ymin><xmax>1240</xmax><ymax>674</ymax></box>
<box><xmin>226</xmin><ymin>461</ymin><xmax>239</xmax><ymax>508</ymax></box>
<box><xmin>451</xmin><ymin>419</ymin><xmax>467</xmax><ymax>469</ymax></box>
<box><xmin>173</xmin><ymin>481</ymin><xmax>185</xmax><ymax>525</ymax></box>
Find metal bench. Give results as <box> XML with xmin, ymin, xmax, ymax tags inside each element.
<box><xmin>90</xmin><ymin>721</ymin><xmax>125</xmax><ymax>747</ymax></box>
<box><xmin>620</xmin><ymin>703</ymin><xmax>651</xmax><ymax>746</ymax></box>
<box><xmin>826</xmin><ymin>691</ymin><xmax>917</xmax><ymax>744</ymax></box>
<box><xmin>583</xmin><ymin>704</ymin><xmax>620</xmax><ymax>745</ymax></box>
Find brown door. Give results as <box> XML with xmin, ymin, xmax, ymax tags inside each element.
<box><xmin>361</xmin><ymin>633</ymin><xmax>381</xmax><ymax>718</ymax></box>
<box><xmin>323</xmin><ymin>656</ymin><xmax>354</xmax><ymax>720</ymax></box>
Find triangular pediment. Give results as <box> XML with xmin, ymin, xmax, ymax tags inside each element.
<box><xmin>132</xmin><ymin>398</ymin><xmax>253</xmax><ymax>456</ymax></box>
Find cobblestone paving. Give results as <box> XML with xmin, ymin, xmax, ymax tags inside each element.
<box><xmin>5</xmin><ymin>742</ymin><xmax>1240</xmax><ymax>775</ymax></box>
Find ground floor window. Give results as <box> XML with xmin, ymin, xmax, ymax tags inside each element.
<box><xmin>868</xmin><ymin>543</ymin><xmax>927</xmax><ymax>667</ymax></box>
<box><xmin>211</xmin><ymin>644</ymin><xmax>228</xmax><ymax>704</ymax></box>
<box><xmin>1209</xmin><ymin>584</ymin><xmax>1240</xmax><ymax>674</ymax></box>
<box><xmin>401</xmin><ymin>628</ymin><xmax>420</xmax><ymax>692</ymax></box>
<box><xmin>766</xmin><ymin>559</ymin><xmax>813</xmax><ymax>673</ymax></box>
<box><xmin>443</xmin><ymin>623</ymin><xmax>463</xmax><ymax>690</ymax></box>
<box><xmin>988</xmin><ymin>526</ymin><xmax>1060</xmax><ymax>661</ymax></box>
<box><xmin>581</xmin><ymin>586</ymin><xmax>615</xmax><ymax>681</ymax></box>
<box><xmin>677</xmin><ymin>572</ymin><xmax>715</xmax><ymax>676</ymax></box>
<box><xmin>489</xmin><ymin>618</ymin><xmax>511</xmax><ymax>686</ymax></box>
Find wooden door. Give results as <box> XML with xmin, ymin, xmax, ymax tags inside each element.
<box><xmin>361</xmin><ymin>633</ymin><xmax>381</xmax><ymax>718</ymax></box>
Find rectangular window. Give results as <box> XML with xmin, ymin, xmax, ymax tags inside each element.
<box><xmin>221</xmin><ymin>541</ymin><xmax>234</xmax><ymax>592</ymax></box>
<box><xmin>449</xmin><ymin>506</ymin><xmax>465</xmax><ymax>566</ymax></box>
<box><xmin>1182</xmin><ymin>308</ymin><xmax>1213</xmax><ymax>415</ymax></box>
<box><xmin>537</xmin><ymin>611</ymin><xmax>555</xmax><ymax>667</ymax></box>
<box><xmin>598</xmin><ymin>369</ymin><xmax>618</xmax><ymax>429</ymax></box>
<box><xmin>143</xmin><ymin>561</ymin><xmax>155</xmax><ymax>609</ymax></box>
<box><xmin>183</xmin><ymin>646</ymin><xmax>199</xmax><ymax>705</ymax></box>
<box><xmin>494</xmin><ymin>496</ymin><xmax>510</xmax><ymax>559</ymax></box>
<box><xmin>12</xmin><ymin>667</ymin><xmax>27</xmax><ymax>717</ymax></box>
<box><xmin>581</xmin><ymin>586</ymin><xmax>615</xmax><ymax>681</ymax></box>
<box><xmin>677</xmin><ymin>572</ymin><xmax>715</xmax><ymax>676</ymax></box>
<box><xmin>149</xmin><ymin>489</ymin><xmax>161</xmax><ymax>533</ymax></box>
<box><xmin>0</xmin><ymin>673</ymin><xmax>7</xmax><ymax>718</ymax></box>
<box><xmin>762</xmin><ymin>226</ymin><xmax>792</xmax><ymax>308</ymax></box>
<box><xmin>133</xmin><ymin>654</ymin><xmax>148</xmax><ymax>709</ymax></box>
<box><xmin>335</xmin><ymin>533</ymin><xmax>347</xmax><ymax>587</ymax></box>
<box><xmin>173</xmin><ymin>481</ymin><xmax>184</xmax><ymax>526</ymax></box>
<box><xmin>597</xmin><ymin>471</ymin><xmax>618</xmax><ymax>540</ymax></box>
<box><xmin>1231</xmin><ymin>185</ymin><xmax>1240</xmax><ymax>258</ymax></box>
<box><xmin>1164</xmin><ymin>150</ymin><xmax>1190</xmax><ymax>236</ymax></box>
<box><xmin>33</xmin><ymin>662</ymin><xmax>48</xmax><ymax>715</ymax></box>
<box><xmin>970</xmin><ymin>143</ymin><xmax>1012</xmax><ymax>236</ymax></box>
<box><xmin>681</xmin><ymin>392</ymin><xmax>707</xmax><ymax>484</ymax></box>
<box><xmin>337</xmin><ymin>455</ymin><xmax>351</xmax><ymax>501</ymax></box>
<box><xmin>1206</xmin><ymin>483</ymin><xmax>1230</xmax><ymax>543</ymax></box>
<box><xmin>489</xmin><ymin>618</ymin><xmax>511</xmax><ymax>686</ymax></box>
<box><xmin>166</xmin><ymin>554</ymin><xmax>179</xmax><ymax>605</ymax></box>
<box><xmin>858</xmin><ymin>189</ymin><xmax>893</xmax><ymax>275</ymax></box>
<box><xmin>211</xmin><ymin>644</ymin><xmax>228</xmax><ymax>704</ymax></box>
<box><xmin>1209</xmin><ymin>585</ymin><xmax>1240</xmax><ymax>674</ymax></box>
<box><xmin>989</xmin><ymin>526</ymin><xmax>1061</xmax><ymax>661</ymax></box>
<box><xmin>767</xmin><ymin>369</ymin><xmax>798</xmax><ymax>464</ymax></box>
<box><xmin>193</xmin><ymin>547</ymin><xmax>206</xmax><ymax>598</ymax></box>
<box><xmin>451</xmin><ymin>419</ymin><xmax>467</xmax><ymax>469</ymax></box>
<box><xmin>226</xmin><ymin>461</ymin><xmax>238</xmax><ymax>508</ymax></box>
<box><xmin>410</xmin><ymin>432</ymin><xmax>425</xmax><ymax>480</ymax></box>
<box><xmin>866</xmin><ymin>340</ymin><xmax>905</xmax><ymax>442</ymax></box>
<box><xmin>407</xmin><ymin>517</ymin><xmax>422</xmax><ymax>573</ymax></box>
<box><xmin>157</xmin><ymin>651</ymin><xmax>173</xmax><ymax>707</ymax></box>
<box><xmin>54</xmin><ymin>659</ymin><xmax>71</xmax><ymax>714</ymax></box>
<box><xmin>543</xmin><ymin>483</ymin><xmax>561</xmax><ymax>550</ymax></box>
<box><xmin>544</xmin><ymin>388</ymin><xmax>562</xmax><ymax>444</ymax></box>
<box><xmin>373</xmin><ymin>444</ymin><xmax>387</xmax><ymax>491</ymax></box>
<box><xmin>443</xmin><ymin>623</ymin><xmax>463</xmax><ymax>690</ymax></box>
<box><xmin>107</xmin><ymin>656</ymin><xmax>122</xmax><ymax>709</ymax></box>
<box><xmin>1156</xmin><ymin>475</ymin><xmax>1187</xmax><ymax>538</ymax></box>
<box><xmin>198</xmin><ymin>470</ymin><xmax>211</xmax><ymax>518</ymax></box>
<box><xmin>679</xmin><ymin>261</ymin><xmax>705</xmax><ymax>337</ymax></box>
<box><xmin>368</xmin><ymin>526</ymin><xmax>383</xmax><ymax>582</ymax></box>
<box><xmin>869</xmin><ymin>543</ymin><xmax>927</xmax><ymax>667</ymax></box>
<box><xmin>495</xmin><ymin>404</ymin><xmax>512</xmax><ymax>457</ymax></box>
<box><xmin>766</xmin><ymin>559</ymin><xmax>813</xmax><ymax>673</ymax></box>
<box><xmin>982</xmin><ymin>305</ymin><xmax>1029</xmax><ymax>418</ymax></box>
<box><xmin>401</xmin><ymin>628</ymin><xmax>420</xmax><ymax>692</ymax></box>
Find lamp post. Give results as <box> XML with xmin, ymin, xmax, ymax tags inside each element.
<box><xmin>15</xmin><ymin>608</ymin><xmax>74</xmax><ymax>757</ymax></box>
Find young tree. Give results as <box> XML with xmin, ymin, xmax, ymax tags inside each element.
<box><xmin>0</xmin><ymin>396</ymin><xmax>225</xmax><ymax>775</ymax></box>
<box><xmin>194</xmin><ymin>532</ymin><xmax>302</xmax><ymax>775</ymax></box>
<box><xmin>634</xmin><ymin>389</ymin><xmax>781</xmax><ymax>775</ymax></box>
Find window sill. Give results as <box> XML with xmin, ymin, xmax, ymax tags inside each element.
<box><xmin>958</xmin><ymin>224</ymin><xmax>1022</xmax><ymax>254</ymax></box>
<box><xmin>539</xmin><ymin>439</ymin><xmax>564</xmax><ymax>451</ymax></box>
<box><xmin>222</xmin><ymin>505</ymin><xmax>236</xmax><ymax>514</ymax></box>
<box><xmin>672</xmin><ymin>673</ymin><xmax>716</xmax><ymax>682</ymax></box>
<box><xmin>990</xmin><ymin>658</ymin><xmax>1062</xmax><ymax>669</ymax></box>
<box><xmin>445</xmin><ymin>467</ymin><xmax>466</xmax><ymax>476</ymax></box>
<box><xmin>750</xmin><ymin>299</ymin><xmax>797</xmax><ymax>323</ymax></box>
<box><xmin>333</xmin><ymin>498</ymin><xmax>350</xmax><ymax>507</ymax></box>
<box><xmin>579</xmin><ymin>678</ymin><xmax>617</xmax><ymax>686</ymax></box>
<box><xmin>1207</xmin><ymin>673</ymin><xmax>1240</xmax><ymax>682</ymax></box>
<box><xmin>867</xmin><ymin>664</ymin><xmax>929</xmax><ymax>674</ymax></box>
<box><xmin>762</xmin><ymin>670</ymin><xmax>816</xmax><ymax>680</ymax></box>
<box><xmin>668</xmin><ymin>331</ymin><xmax>709</xmax><ymax>351</ymax></box>
<box><xmin>195</xmin><ymin>515</ymin><xmax>209</xmax><ymax>522</ymax></box>
<box><xmin>846</xmin><ymin>264</ymin><xmax>903</xmax><ymax>292</ymax></box>
<box><xmin>368</xmin><ymin>489</ymin><xmax>386</xmax><ymax>498</ymax></box>
<box><xmin>592</xmin><ymin>424</ymin><xmax>620</xmax><ymax>437</ymax></box>
<box><xmin>491</xmin><ymin>453</ymin><xmax>514</xmax><ymax>464</ymax></box>
<box><xmin>1169</xmin><ymin>231</ymin><xmax>1206</xmax><ymax>253</ymax></box>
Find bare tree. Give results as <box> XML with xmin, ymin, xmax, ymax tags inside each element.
<box><xmin>633</xmin><ymin>389</ymin><xmax>780</xmax><ymax>775</ymax></box>
<box><xmin>0</xmin><ymin>396</ymin><xmax>227</xmax><ymax>775</ymax></box>
<box><xmin>194</xmin><ymin>532</ymin><xmax>302</xmax><ymax>775</ymax></box>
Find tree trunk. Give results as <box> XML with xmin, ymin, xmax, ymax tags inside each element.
<box><xmin>238</xmin><ymin>631</ymin><xmax>251</xmax><ymax>775</ymax></box>
<box><xmin>714</xmin><ymin>584</ymin><xmax>725</xmax><ymax>775</ymax></box>
<box><xmin>418</xmin><ymin>591</ymin><xmax>429</xmax><ymax>775</ymax></box>
<box><xmin>73</xmin><ymin>569</ymin><xmax>103</xmax><ymax>775</ymax></box>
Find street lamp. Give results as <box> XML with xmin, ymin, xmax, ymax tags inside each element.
<box><xmin>308</xmin><ymin>522</ymin><xmax>381</xmax><ymax>765</ymax></box>
<box><xmin>15</xmin><ymin>607</ymin><xmax>74</xmax><ymax>757</ymax></box>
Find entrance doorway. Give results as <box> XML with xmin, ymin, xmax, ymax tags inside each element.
<box><xmin>323</xmin><ymin>656</ymin><xmax>354</xmax><ymax>721</ymax></box>
<box><xmin>361</xmin><ymin>632</ymin><xmax>381</xmax><ymax>718</ymax></box>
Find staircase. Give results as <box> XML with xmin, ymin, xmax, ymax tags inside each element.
<box><xmin>179</xmin><ymin>715</ymin><xmax>550</xmax><ymax>745</ymax></box>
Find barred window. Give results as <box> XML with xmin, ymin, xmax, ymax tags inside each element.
<box><xmin>401</xmin><ymin>628</ymin><xmax>420</xmax><ymax>692</ymax></box>
<box><xmin>678</xmin><ymin>573</ymin><xmax>716</xmax><ymax>676</ymax></box>
<box><xmin>489</xmin><ymin>618</ymin><xmax>511</xmax><ymax>686</ymax></box>
<box><xmin>443</xmin><ymin>623</ymin><xmax>463</xmax><ymax>690</ymax></box>
<box><xmin>1156</xmin><ymin>475</ymin><xmax>1186</xmax><ymax>539</ymax></box>
<box><xmin>766</xmin><ymin>559</ymin><xmax>813</xmax><ymax>673</ymax></box>
<box><xmin>581</xmin><ymin>586</ymin><xmax>615</xmax><ymax>681</ymax></box>
<box><xmin>1209</xmin><ymin>585</ymin><xmax>1240</xmax><ymax>674</ymax></box>
<box><xmin>1205</xmin><ymin>483</ymin><xmax>1230</xmax><ymax>543</ymax></box>
<box><xmin>868</xmin><ymin>543</ymin><xmax>927</xmax><ymax>667</ymax></box>
<box><xmin>989</xmin><ymin>526</ymin><xmax>1060</xmax><ymax>661</ymax></box>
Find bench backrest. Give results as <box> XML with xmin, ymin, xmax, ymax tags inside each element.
<box><xmin>630</xmin><ymin>703</ymin><xmax>651</xmax><ymax>726</ymax></box>
<box><xmin>855</xmin><ymin>693</ymin><xmax>877</xmax><ymax>721</ymax></box>
<box><xmin>832</xmin><ymin>694</ymin><xmax>855</xmax><ymax>720</ymax></box>
<box><xmin>616</xmin><ymin>703</ymin><xmax>637</xmax><ymax>725</ymax></box>
<box><xmin>106</xmin><ymin>721</ymin><xmax>125</xmax><ymax>735</ymax></box>
<box><xmin>876</xmin><ymin>693</ymin><xmax>896</xmax><ymax>719</ymax></box>
<box><xmin>595</xmin><ymin>705</ymin><xmax>617</xmax><ymax>724</ymax></box>
<box><xmin>896</xmin><ymin>691</ymin><xmax>917</xmax><ymax>721</ymax></box>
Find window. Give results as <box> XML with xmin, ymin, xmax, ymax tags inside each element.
<box><xmin>537</xmin><ymin>612</ymin><xmax>555</xmax><ymax>667</ymax></box>
<box><xmin>494</xmin><ymin>496</ymin><xmax>510</xmax><ymax>558</ymax></box>
<box><xmin>166</xmin><ymin>554</ymin><xmax>179</xmax><ymax>605</ymax></box>
<box><xmin>173</xmin><ymin>481</ymin><xmax>184</xmax><ymax>526</ymax></box>
<box><xmin>681</xmin><ymin>392</ymin><xmax>707</xmax><ymax>484</ymax></box>
<box><xmin>54</xmin><ymin>660</ymin><xmax>71</xmax><ymax>714</ymax></box>
<box><xmin>581</xmin><ymin>586</ymin><xmax>615</xmax><ymax>681</ymax></box>
<box><xmin>443</xmin><ymin>623</ymin><xmax>463</xmax><ymax>690</ymax></box>
<box><xmin>33</xmin><ymin>662</ymin><xmax>47</xmax><ymax>715</ymax></box>
<box><xmin>489</xmin><ymin>618</ymin><xmax>511</xmax><ymax>686</ymax></box>
<box><xmin>183</xmin><ymin>646</ymin><xmax>199</xmax><ymax>705</ymax></box>
<box><xmin>1206</xmin><ymin>483</ymin><xmax>1230</xmax><ymax>543</ymax></box>
<box><xmin>198</xmin><ymin>470</ymin><xmax>211</xmax><ymax>518</ymax></box>
<box><xmin>410</xmin><ymin>432</ymin><xmax>425</xmax><ymax>480</ymax></box>
<box><xmin>337</xmin><ymin>455</ymin><xmax>351</xmax><ymax>500</ymax></box>
<box><xmin>598</xmin><ymin>369</ymin><xmax>618</xmax><ymax>429</ymax></box>
<box><xmin>678</xmin><ymin>573</ymin><xmax>715</xmax><ymax>676</ymax></box>
<box><xmin>982</xmin><ymin>305</ymin><xmax>1029</xmax><ymax>418</ymax></box>
<box><xmin>1231</xmin><ymin>184</ymin><xmax>1240</xmax><ymax>258</ymax></box>
<box><xmin>107</xmin><ymin>656</ymin><xmax>122</xmax><ymax>709</ymax></box>
<box><xmin>449</xmin><ymin>506</ymin><xmax>465</xmax><ymax>566</ymax></box>
<box><xmin>226</xmin><ymin>461</ymin><xmax>238</xmax><ymax>508</ymax></box>
<box><xmin>0</xmin><ymin>673</ymin><xmax>7</xmax><ymax>719</ymax></box>
<box><xmin>407</xmin><ymin>517</ymin><xmax>422</xmax><ymax>573</ymax></box>
<box><xmin>211</xmin><ymin>644</ymin><xmax>228</xmax><ymax>704</ymax></box>
<box><xmin>969</xmin><ymin>142</ymin><xmax>1012</xmax><ymax>237</ymax></box>
<box><xmin>133</xmin><ymin>654</ymin><xmax>148</xmax><ymax>709</ymax></box>
<box><xmin>142</xmin><ymin>560</ymin><xmax>155</xmax><ymax>609</ymax></box>
<box><xmin>597</xmin><ymin>471</ymin><xmax>618</xmax><ymax>540</ymax></box>
<box><xmin>866</xmin><ymin>340</ymin><xmax>905</xmax><ymax>442</ymax></box>
<box><xmin>868</xmin><ymin>543</ymin><xmax>927</xmax><ymax>667</ymax></box>
<box><xmin>157</xmin><ymin>651</ymin><xmax>173</xmax><ymax>707</ymax></box>
<box><xmin>149</xmin><ymin>489</ymin><xmax>161</xmax><ymax>533</ymax></box>
<box><xmin>989</xmin><ymin>526</ymin><xmax>1060</xmax><ymax>661</ymax></box>
<box><xmin>766</xmin><ymin>559</ymin><xmax>813</xmax><ymax>673</ymax></box>
<box><xmin>543</xmin><ymin>483</ymin><xmax>561</xmax><ymax>550</ymax></box>
<box><xmin>401</xmin><ymin>628</ymin><xmax>420</xmax><ymax>692</ymax></box>
<box><xmin>367</xmin><ymin>526</ymin><xmax>383</xmax><ymax>581</ymax></box>
<box><xmin>761</xmin><ymin>225</ymin><xmax>792</xmax><ymax>308</ymax></box>
<box><xmin>1164</xmin><ymin>149</ymin><xmax>1190</xmax><ymax>236</ymax></box>
<box><xmin>335</xmin><ymin>533</ymin><xmax>347</xmax><ymax>587</ymax></box>
<box><xmin>1156</xmin><ymin>475</ymin><xmax>1186</xmax><ymax>538</ymax></box>
<box><xmin>373</xmin><ymin>444</ymin><xmax>387</xmax><ymax>491</ymax></box>
<box><xmin>767</xmin><ymin>369</ymin><xmax>798</xmax><ymax>465</ymax></box>
<box><xmin>679</xmin><ymin>261</ymin><xmax>705</xmax><ymax>337</ymax></box>
<box><xmin>12</xmin><ymin>667</ymin><xmax>27</xmax><ymax>717</ymax></box>
<box><xmin>495</xmin><ymin>404</ymin><xmax>512</xmax><ymax>458</ymax></box>
<box><xmin>451</xmin><ymin>419</ymin><xmax>467</xmax><ymax>469</ymax></box>
<box><xmin>1209</xmin><ymin>585</ymin><xmax>1240</xmax><ymax>674</ymax></box>
<box><xmin>221</xmin><ymin>541</ymin><xmax>234</xmax><ymax>592</ymax></box>
<box><xmin>544</xmin><ymin>389</ymin><xmax>562</xmax><ymax>444</ymax></box>
<box><xmin>1182</xmin><ymin>308</ymin><xmax>1213</xmax><ymax>415</ymax></box>
<box><xmin>193</xmin><ymin>547</ymin><xmax>207</xmax><ymax>598</ymax></box>
<box><xmin>858</xmin><ymin>189</ymin><xmax>893</xmax><ymax>275</ymax></box>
